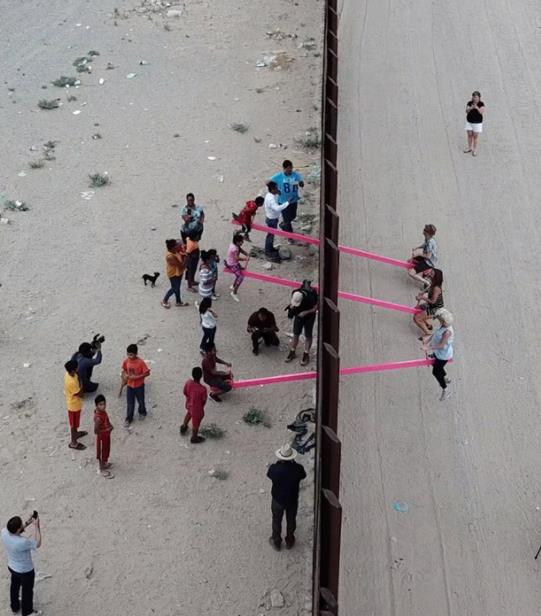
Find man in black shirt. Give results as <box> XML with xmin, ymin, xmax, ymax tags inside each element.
<box><xmin>285</xmin><ymin>280</ymin><xmax>318</xmax><ymax>366</ymax></box>
<box><xmin>266</xmin><ymin>443</ymin><xmax>306</xmax><ymax>550</ymax></box>
<box><xmin>247</xmin><ymin>307</ymin><xmax>279</xmax><ymax>355</ymax></box>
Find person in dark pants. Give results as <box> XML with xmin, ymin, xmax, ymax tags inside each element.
<box><xmin>264</xmin><ymin>181</ymin><xmax>289</xmax><ymax>260</ymax></box>
<box><xmin>266</xmin><ymin>443</ymin><xmax>306</xmax><ymax>551</ymax></box>
<box><xmin>247</xmin><ymin>307</ymin><xmax>279</xmax><ymax>355</ymax></box>
<box><xmin>71</xmin><ymin>340</ymin><xmax>102</xmax><ymax>393</ymax></box>
<box><xmin>121</xmin><ymin>344</ymin><xmax>151</xmax><ymax>426</ymax></box>
<box><xmin>270</xmin><ymin>159</ymin><xmax>304</xmax><ymax>234</ymax></box>
<box><xmin>285</xmin><ymin>281</ymin><xmax>318</xmax><ymax>366</ymax></box>
<box><xmin>1</xmin><ymin>513</ymin><xmax>42</xmax><ymax>616</ymax></box>
<box><xmin>422</xmin><ymin>308</ymin><xmax>454</xmax><ymax>401</ymax></box>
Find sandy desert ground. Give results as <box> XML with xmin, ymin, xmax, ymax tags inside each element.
<box><xmin>0</xmin><ymin>1</ymin><xmax>323</xmax><ymax>614</ymax></box>
<box><xmin>337</xmin><ymin>0</ymin><xmax>541</xmax><ymax>614</ymax></box>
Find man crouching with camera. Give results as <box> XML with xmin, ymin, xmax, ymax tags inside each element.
<box><xmin>71</xmin><ymin>334</ymin><xmax>105</xmax><ymax>393</ymax></box>
<box><xmin>1</xmin><ymin>511</ymin><xmax>42</xmax><ymax>616</ymax></box>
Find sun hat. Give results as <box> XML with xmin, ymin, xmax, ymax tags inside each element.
<box><xmin>275</xmin><ymin>443</ymin><xmax>298</xmax><ymax>461</ymax></box>
<box><xmin>290</xmin><ymin>291</ymin><xmax>304</xmax><ymax>308</ymax></box>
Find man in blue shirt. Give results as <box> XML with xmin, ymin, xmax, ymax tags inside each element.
<box><xmin>270</xmin><ymin>160</ymin><xmax>304</xmax><ymax>233</ymax></box>
<box><xmin>1</xmin><ymin>513</ymin><xmax>42</xmax><ymax>616</ymax></box>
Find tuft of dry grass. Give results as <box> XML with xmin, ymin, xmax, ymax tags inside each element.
<box><xmin>229</xmin><ymin>122</ymin><xmax>249</xmax><ymax>134</ymax></box>
<box><xmin>29</xmin><ymin>160</ymin><xmax>45</xmax><ymax>169</ymax></box>
<box><xmin>89</xmin><ymin>173</ymin><xmax>110</xmax><ymax>188</ymax></box>
<box><xmin>295</xmin><ymin>127</ymin><xmax>320</xmax><ymax>150</ymax></box>
<box><xmin>199</xmin><ymin>423</ymin><xmax>225</xmax><ymax>439</ymax></box>
<box><xmin>243</xmin><ymin>408</ymin><xmax>271</xmax><ymax>428</ymax></box>
<box><xmin>52</xmin><ymin>76</ymin><xmax>78</xmax><ymax>87</ymax></box>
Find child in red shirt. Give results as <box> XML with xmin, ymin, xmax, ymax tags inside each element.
<box><xmin>180</xmin><ymin>367</ymin><xmax>208</xmax><ymax>444</ymax></box>
<box><xmin>94</xmin><ymin>394</ymin><xmax>114</xmax><ymax>478</ymax></box>
<box><xmin>232</xmin><ymin>196</ymin><xmax>264</xmax><ymax>241</ymax></box>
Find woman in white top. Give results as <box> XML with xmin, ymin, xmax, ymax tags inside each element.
<box><xmin>198</xmin><ymin>296</ymin><xmax>218</xmax><ymax>353</ymax></box>
<box><xmin>422</xmin><ymin>308</ymin><xmax>454</xmax><ymax>401</ymax></box>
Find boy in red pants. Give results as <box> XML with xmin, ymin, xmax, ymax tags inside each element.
<box><xmin>180</xmin><ymin>367</ymin><xmax>208</xmax><ymax>444</ymax></box>
<box><xmin>94</xmin><ymin>394</ymin><xmax>114</xmax><ymax>478</ymax></box>
<box><xmin>232</xmin><ymin>196</ymin><xmax>264</xmax><ymax>241</ymax></box>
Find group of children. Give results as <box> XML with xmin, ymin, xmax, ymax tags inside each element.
<box><xmin>62</xmin><ymin>159</ymin><xmax>310</xmax><ymax>470</ymax></box>
<box><xmin>406</xmin><ymin>225</ymin><xmax>455</xmax><ymax>401</ymax></box>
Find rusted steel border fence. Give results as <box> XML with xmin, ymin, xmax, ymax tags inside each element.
<box><xmin>313</xmin><ymin>0</ymin><xmax>341</xmax><ymax>614</ymax></box>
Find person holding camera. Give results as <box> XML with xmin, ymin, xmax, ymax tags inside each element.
<box><xmin>70</xmin><ymin>334</ymin><xmax>104</xmax><ymax>393</ymax></box>
<box><xmin>284</xmin><ymin>281</ymin><xmax>318</xmax><ymax>366</ymax></box>
<box><xmin>1</xmin><ymin>512</ymin><xmax>42</xmax><ymax>616</ymax></box>
<box><xmin>180</xmin><ymin>192</ymin><xmax>205</xmax><ymax>242</ymax></box>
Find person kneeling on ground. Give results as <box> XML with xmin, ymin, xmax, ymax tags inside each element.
<box><xmin>408</xmin><ymin>224</ymin><xmax>438</xmax><ymax>287</ymax></box>
<box><xmin>201</xmin><ymin>342</ymin><xmax>232</xmax><ymax>403</ymax></box>
<box><xmin>71</xmin><ymin>339</ymin><xmax>103</xmax><ymax>393</ymax></box>
<box><xmin>247</xmin><ymin>307</ymin><xmax>280</xmax><ymax>355</ymax></box>
<box><xmin>285</xmin><ymin>280</ymin><xmax>318</xmax><ymax>366</ymax></box>
<box><xmin>181</xmin><ymin>367</ymin><xmax>208</xmax><ymax>444</ymax></box>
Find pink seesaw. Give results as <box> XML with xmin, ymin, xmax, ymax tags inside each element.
<box><xmin>233</xmin><ymin>220</ymin><xmax>411</xmax><ymax>269</ymax></box>
<box><xmin>232</xmin><ymin>358</ymin><xmax>452</xmax><ymax>388</ymax></box>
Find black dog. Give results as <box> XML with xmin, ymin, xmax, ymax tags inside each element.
<box><xmin>142</xmin><ymin>272</ymin><xmax>160</xmax><ymax>287</ymax></box>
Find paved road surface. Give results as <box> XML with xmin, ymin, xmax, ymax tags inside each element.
<box><xmin>337</xmin><ymin>0</ymin><xmax>541</xmax><ymax>614</ymax></box>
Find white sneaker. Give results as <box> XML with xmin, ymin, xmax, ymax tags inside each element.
<box><xmin>444</xmin><ymin>376</ymin><xmax>451</xmax><ymax>384</ymax></box>
<box><xmin>230</xmin><ymin>291</ymin><xmax>240</xmax><ymax>302</ymax></box>
<box><xmin>439</xmin><ymin>388</ymin><xmax>451</xmax><ymax>401</ymax></box>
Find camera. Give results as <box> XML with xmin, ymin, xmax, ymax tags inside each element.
<box><xmin>90</xmin><ymin>333</ymin><xmax>105</xmax><ymax>351</ymax></box>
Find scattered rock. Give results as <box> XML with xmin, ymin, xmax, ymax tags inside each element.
<box><xmin>37</xmin><ymin>99</ymin><xmax>60</xmax><ymax>110</ymax></box>
<box><xmin>270</xmin><ymin>589</ymin><xmax>285</xmax><ymax>608</ymax></box>
<box><xmin>253</xmin><ymin>136</ymin><xmax>262</xmax><ymax>143</ymax></box>
<box><xmin>278</xmin><ymin>246</ymin><xmax>292</xmax><ymax>260</ymax></box>
<box><xmin>229</xmin><ymin>122</ymin><xmax>248</xmax><ymax>134</ymax></box>
<box><xmin>4</xmin><ymin>200</ymin><xmax>29</xmax><ymax>212</ymax></box>
<box><xmin>263</xmin><ymin>261</ymin><xmax>274</xmax><ymax>270</ymax></box>
<box><xmin>166</xmin><ymin>7</ymin><xmax>184</xmax><ymax>17</ymax></box>
<box><xmin>126</xmin><ymin>73</ymin><xmax>137</xmax><ymax>79</ymax></box>
<box><xmin>84</xmin><ymin>564</ymin><xmax>94</xmax><ymax>579</ymax></box>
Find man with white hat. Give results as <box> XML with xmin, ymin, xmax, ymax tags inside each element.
<box><xmin>266</xmin><ymin>443</ymin><xmax>307</xmax><ymax>551</ymax></box>
<box><xmin>285</xmin><ymin>280</ymin><xmax>318</xmax><ymax>366</ymax></box>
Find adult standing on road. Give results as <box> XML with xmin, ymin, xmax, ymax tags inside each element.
<box><xmin>285</xmin><ymin>281</ymin><xmax>318</xmax><ymax>366</ymax></box>
<box><xmin>423</xmin><ymin>308</ymin><xmax>454</xmax><ymax>401</ymax></box>
<box><xmin>247</xmin><ymin>307</ymin><xmax>280</xmax><ymax>355</ymax></box>
<box><xmin>1</xmin><ymin>513</ymin><xmax>42</xmax><ymax>616</ymax></box>
<box><xmin>162</xmin><ymin>239</ymin><xmax>189</xmax><ymax>308</ymax></box>
<box><xmin>266</xmin><ymin>443</ymin><xmax>306</xmax><ymax>551</ymax></box>
<box><xmin>270</xmin><ymin>159</ymin><xmax>304</xmax><ymax>234</ymax></box>
<box><xmin>264</xmin><ymin>181</ymin><xmax>289</xmax><ymax>261</ymax></box>
<box><xmin>464</xmin><ymin>91</ymin><xmax>485</xmax><ymax>156</ymax></box>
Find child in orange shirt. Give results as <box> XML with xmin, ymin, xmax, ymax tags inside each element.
<box><xmin>121</xmin><ymin>344</ymin><xmax>151</xmax><ymax>426</ymax></box>
<box><xmin>94</xmin><ymin>394</ymin><xmax>114</xmax><ymax>478</ymax></box>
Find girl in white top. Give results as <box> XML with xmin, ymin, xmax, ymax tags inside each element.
<box><xmin>198</xmin><ymin>296</ymin><xmax>218</xmax><ymax>353</ymax></box>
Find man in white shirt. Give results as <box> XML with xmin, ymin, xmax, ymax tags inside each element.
<box><xmin>264</xmin><ymin>181</ymin><xmax>289</xmax><ymax>260</ymax></box>
<box><xmin>1</xmin><ymin>514</ymin><xmax>42</xmax><ymax>616</ymax></box>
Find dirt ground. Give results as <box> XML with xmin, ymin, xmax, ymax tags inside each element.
<box><xmin>0</xmin><ymin>1</ymin><xmax>323</xmax><ymax>614</ymax></box>
<box><xmin>337</xmin><ymin>0</ymin><xmax>541</xmax><ymax>614</ymax></box>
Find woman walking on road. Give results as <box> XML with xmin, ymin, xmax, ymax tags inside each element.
<box><xmin>413</xmin><ymin>268</ymin><xmax>444</xmax><ymax>337</ymax></box>
<box><xmin>423</xmin><ymin>308</ymin><xmax>454</xmax><ymax>401</ymax></box>
<box><xmin>464</xmin><ymin>91</ymin><xmax>485</xmax><ymax>156</ymax></box>
<box><xmin>198</xmin><ymin>296</ymin><xmax>217</xmax><ymax>354</ymax></box>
